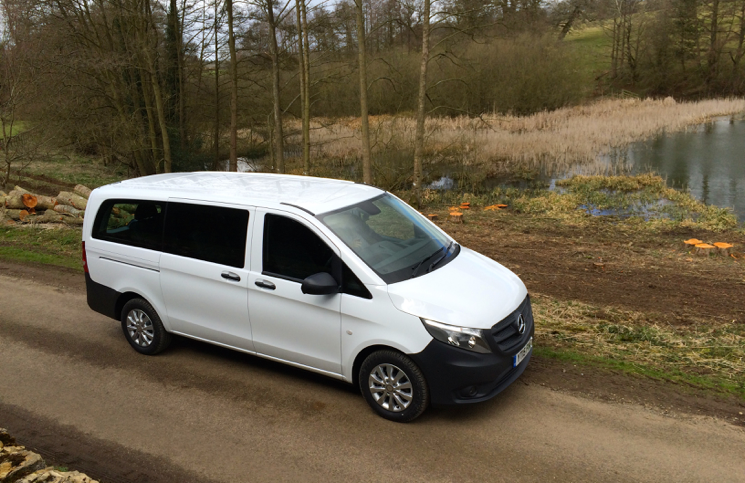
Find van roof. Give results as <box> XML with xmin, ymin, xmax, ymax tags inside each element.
<box><xmin>101</xmin><ymin>172</ymin><xmax>384</xmax><ymax>215</ymax></box>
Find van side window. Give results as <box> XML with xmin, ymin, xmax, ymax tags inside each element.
<box><xmin>163</xmin><ymin>202</ymin><xmax>249</xmax><ymax>268</ymax></box>
<box><xmin>263</xmin><ymin>214</ymin><xmax>335</xmax><ymax>281</ymax></box>
<box><xmin>92</xmin><ymin>200</ymin><xmax>164</xmax><ymax>251</ymax></box>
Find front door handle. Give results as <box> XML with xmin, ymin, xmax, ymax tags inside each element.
<box><xmin>221</xmin><ymin>271</ymin><xmax>241</xmax><ymax>282</ymax></box>
<box><xmin>255</xmin><ymin>279</ymin><xmax>276</xmax><ymax>290</ymax></box>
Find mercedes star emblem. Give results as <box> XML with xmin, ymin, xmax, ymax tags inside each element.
<box><xmin>516</xmin><ymin>314</ymin><xmax>526</xmax><ymax>335</ymax></box>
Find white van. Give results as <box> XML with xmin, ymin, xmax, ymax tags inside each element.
<box><xmin>83</xmin><ymin>173</ymin><xmax>533</xmax><ymax>422</ymax></box>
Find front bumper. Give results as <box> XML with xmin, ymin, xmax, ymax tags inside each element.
<box><xmin>409</xmin><ymin>295</ymin><xmax>535</xmax><ymax>407</ymax></box>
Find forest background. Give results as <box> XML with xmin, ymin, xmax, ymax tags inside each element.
<box><xmin>2</xmin><ymin>0</ymin><xmax>745</xmax><ymax>194</ymax></box>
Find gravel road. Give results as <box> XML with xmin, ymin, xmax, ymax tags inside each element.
<box><xmin>1</xmin><ymin>272</ymin><xmax>744</xmax><ymax>483</ymax></box>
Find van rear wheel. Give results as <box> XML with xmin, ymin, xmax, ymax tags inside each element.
<box><xmin>359</xmin><ymin>350</ymin><xmax>429</xmax><ymax>422</ymax></box>
<box><xmin>121</xmin><ymin>298</ymin><xmax>171</xmax><ymax>355</ymax></box>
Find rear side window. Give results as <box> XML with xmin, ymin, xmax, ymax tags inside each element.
<box><xmin>163</xmin><ymin>202</ymin><xmax>249</xmax><ymax>268</ymax></box>
<box><xmin>263</xmin><ymin>214</ymin><xmax>334</xmax><ymax>281</ymax></box>
<box><xmin>92</xmin><ymin>200</ymin><xmax>165</xmax><ymax>251</ymax></box>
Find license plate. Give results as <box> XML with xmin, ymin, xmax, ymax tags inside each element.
<box><xmin>513</xmin><ymin>337</ymin><xmax>533</xmax><ymax>367</ymax></box>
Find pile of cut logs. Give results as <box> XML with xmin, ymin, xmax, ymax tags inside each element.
<box><xmin>0</xmin><ymin>184</ymin><xmax>91</xmax><ymax>226</ymax></box>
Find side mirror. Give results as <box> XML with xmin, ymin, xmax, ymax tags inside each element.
<box><xmin>301</xmin><ymin>272</ymin><xmax>339</xmax><ymax>295</ymax></box>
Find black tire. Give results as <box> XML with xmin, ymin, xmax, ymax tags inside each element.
<box><xmin>359</xmin><ymin>350</ymin><xmax>429</xmax><ymax>423</ymax></box>
<box><xmin>120</xmin><ymin>298</ymin><xmax>172</xmax><ymax>355</ymax></box>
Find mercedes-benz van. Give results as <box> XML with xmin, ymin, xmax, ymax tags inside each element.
<box><xmin>82</xmin><ymin>173</ymin><xmax>534</xmax><ymax>422</ymax></box>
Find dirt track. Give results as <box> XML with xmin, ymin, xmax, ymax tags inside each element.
<box><xmin>448</xmin><ymin>216</ymin><xmax>745</xmax><ymax>326</ymax></box>
<box><xmin>1</xmin><ymin>269</ymin><xmax>745</xmax><ymax>482</ymax></box>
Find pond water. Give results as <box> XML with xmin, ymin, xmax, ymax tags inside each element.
<box><xmin>428</xmin><ymin>117</ymin><xmax>745</xmax><ymax>222</ymax></box>
<box><xmin>601</xmin><ymin>118</ymin><xmax>745</xmax><ymax>221</ymax></box>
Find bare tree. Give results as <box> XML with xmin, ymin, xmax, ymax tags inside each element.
<box><xmin>255</xmin><ymin>0</ymin><xmax>289</xmax><ymax>173</ymax></box>
<box><xmin>0</xmin><ymin>0</ymin><xmax>45</xmax><ymax>186</ymax></box>
<box><xmin>227</xmin><ymin>0</ymin><xmax>238</xmax><ymax>171</ymax></box>
<box><xmin>214</xmin><ymin>0</ymin><xmax>222</xmax><ymax>170</ymax></box>
<box><xmin>296</xmin><ymin>0</ymin><xmax>309</xmax><ymax>173</ymax></box>
<box><xmin>412</xmin><ymin>0</ymin><xmax>431</xmax><ymax>205</ymax></box>
<box><xmin>300</xmin><ymin>0</ymin><xmax>310</xmax><ymax>174</ymax></box>
<box><xmin>354</xmin><ymin>0</ymin><xmax>373</xmax><ymax>185</ymax></box>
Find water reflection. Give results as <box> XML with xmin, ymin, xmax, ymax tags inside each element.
<box><xmin>601</xmin><ymin>118</ymin><xmax>745</xmax><ymax>221</ymax></box>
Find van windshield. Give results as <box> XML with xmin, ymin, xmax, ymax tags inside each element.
<box><xmin>318</xmin><ymin>194</ymin><xmax>458</xmax><ymax>284</ymax></box>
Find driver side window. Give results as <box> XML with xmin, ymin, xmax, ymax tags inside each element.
<box><xmin>263</xmin><ymin>214</ymin><xmax>334</xmax><ymax>281</ymax></box>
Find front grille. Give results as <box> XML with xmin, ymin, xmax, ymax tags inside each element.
<box><xmin>489</xmin><ymin>295</ymin><xmax>533</xmax><ymax>354</ymax></box>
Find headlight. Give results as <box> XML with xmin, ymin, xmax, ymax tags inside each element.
<box><xmin>421</xmin><ymin>318</ymin><xmax>492</xmax><ymax>354</ymax></box>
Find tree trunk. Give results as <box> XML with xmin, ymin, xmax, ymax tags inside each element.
<box><xmin>147</xmin><ymin>54</ymin><xmax>174</xmax><ymax>173</ymax></box>
<box><xmin>708</xmin><ymin>0</ymin><xmax>720</xmax><ymax>85</ymax></box>
<box><xmin>213</xmin><ymin>0</ymin><xmax>221</xmax><ymax>170</ymax></box>
<box><xmin>178</xmin><ymin>0</ymin><xmax>187</xmax><ymax>148</ymax></box>
<box><xmin>227</xmin><ymin>0</ymin><xmax>238</xmax><ymax>172</ymax></box>
<box><xmin>412</xmin><ymin>0</ymin><xmax>431</xmax><ymax>206</ymax></box>
<box><xmin>143</xmin><ymin>0</ymin><xmax>173</xmax><ymax>173</ymax></box>
<box><xmin>355</xmin><ymin>0</ymin><xmax>373</xmax><ymax>185</ymax></box>
<box><xmin>54</xmin><ymin>204</ymin><xmax>85</xmax><ymax>217</ymax></box>
<box><xmin>128</xmin><ymin>71</ymin><xmax>156</xmax><ymax>175</ymax></box>
<box><xmin>57</xmin><ymin>191</ymin><xmax>88</xmax><ymax>210</ymax></box>
<box><xmin>35</xmin><ymin>195</ymin><xmax>58</xmax><ymax>210</ymax></box>
<box><xmin>4</xmin><ymin>192</ymin><xmax>26</xmax><ymax>209</ymax></box>
<box><xmin>558</xmin><ymin>6</ymin><xmax>582</xmax><ymax>40</ymax></box>
<box><xmin>140</xmin><ymin>69</ymin><xmax>162</xmax><ymax>172</ymax></box>
<box><xmin>296</xmin><ymin>0</ymin><xmax>308</xmax><ymax>173</ymax></box>
<box><xmin>21</xmin><ymin>193</ymin><xmax>37</xmax><ymax>209</ymax></box>
<box><xmin>301</xmin><ymin>0</ymin><xmax>311</xmax><ymax>174</ymax></box>
<box><xmin>267</xmin><ymin>0</ymin><xmax>285</xmax><ymax>173</ymax></box>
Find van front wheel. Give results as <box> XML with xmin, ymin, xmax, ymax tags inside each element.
<box><xmin>359</xmin><ymin>350</ymin><xmax>429</xmax><ymax>422</ymax></box>
<box><xmin>121</xmin><ymin>298</ymin><xmax>172</xmax><ymax>355</ymax></box>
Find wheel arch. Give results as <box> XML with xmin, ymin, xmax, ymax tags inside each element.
<box><xmin>352</xmin><ymin>344</ymin><xmax>407</xmax><ymax>391</ymax></box>
<box><xmin>115</xmin><ymin>291</ymin><xmax>147</xmax><ymax>321</ymax></box>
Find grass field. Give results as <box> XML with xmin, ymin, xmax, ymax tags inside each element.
<box><xmin>1</xmin><ymin>120</ymin><xmax>29</xmax><ymax>139</ymax></box>
<box><xmin>563</xmin><ymin>25</ymin><xmax>611</xmax><ymax>86</ymax></box>
<box><xmin>0</xmin><ymin>225</ymin><xmax>82</xmax><ymax>270</ymax></box>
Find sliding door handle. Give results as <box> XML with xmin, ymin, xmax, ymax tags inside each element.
<box><xmin>254</xmin><ymin>279</ymin><xmax>276</xmax><ymax>290</ymax></box>
<box><xmin>221</xmin><ymin>271</ymin><xmax>241</xmax><ymax>282</ymax></box>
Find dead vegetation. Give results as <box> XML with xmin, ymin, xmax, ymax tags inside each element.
<box><xmin>533</xmin><ymin>295</ymin><xmax>745</xmax><ymax>392</ymax></box>
<box><xmin>255</xmin><ymin>98</ymin><xmax>745</xmax><ymax>176</ymax></box>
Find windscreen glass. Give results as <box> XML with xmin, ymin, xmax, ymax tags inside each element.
<box><xmin>319</xmin><ymin>194</ymin><xmax>456</xmax><ymax>284</ymax></box>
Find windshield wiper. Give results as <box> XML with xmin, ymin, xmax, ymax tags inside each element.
<box><xmin>411</xmin><ymin>242</ymin><xmax>450</xmax><ymax>278</ymax></box>
<box><xmin>427</xmin><ymin>241</ymin><xmax>455</xmax><ymax>272</ymax></box>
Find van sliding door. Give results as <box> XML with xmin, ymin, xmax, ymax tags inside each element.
<box><xmin>159</xmin><ymin>200</ymin><xmax>255</xmax><ymax>351</ymax></box>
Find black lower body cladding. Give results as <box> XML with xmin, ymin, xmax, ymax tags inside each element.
<box><xmin>410</xmin><ymin>336</ymin><xmax>533</xmax><ymax>407</ymax></box>
<box><xmin>85</xmin><ymin>272</ymin><xmax>121</xmax><ymax>320</ymax></box>
<box><xmin>410</xmin><ymin>296</ymin><xmax>535</xmax><ymax>407</ymax></box>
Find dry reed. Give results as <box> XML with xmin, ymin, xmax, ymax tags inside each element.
<box><xmin>269</xmin><ymin>97</ymin><xmax>745</xmax><ymax>175</ymax></box>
